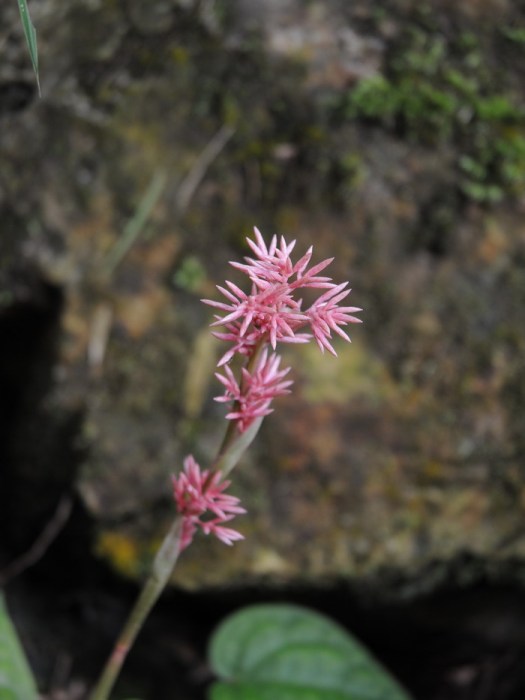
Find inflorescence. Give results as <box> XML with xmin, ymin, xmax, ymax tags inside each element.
<box><xmin>172</xmin><ymin>227</ymin><xmax>362</xmax><ymax>549</ymax></box>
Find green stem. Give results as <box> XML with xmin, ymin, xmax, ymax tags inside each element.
<box><xmin>89</xmin><ymin>516</ymin><xmax>183</xmax><ymax>700</ymax></box>
<box><xmin>89</xmin><ymin>340</ymin><xmax>269</xmax><ymax>698</ymax></box>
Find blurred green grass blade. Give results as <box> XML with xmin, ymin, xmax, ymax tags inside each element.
<box><xmin>17</xmin><ymin>0</ymin><xmax>41</xmax><ymax>96</ymax></box>
<box><xmin>0</xmin><ymin>593</ymin><xmax>38</xmax><ymax>699</ymax></box>
<box><xmin>103</xmin><ymin>169</ymin><xmax>168</xmax><ymax>277</ymax></box>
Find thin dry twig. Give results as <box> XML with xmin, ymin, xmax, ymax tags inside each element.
<box><xmin>102</xmin><ymin>169</ymin><xmax>168</xmax><ymax>278</ymax></box>
<box><xmin>176</xmin><ymin>124</ymin><xmax>235</xmax><ymax>213</ymax></box>
<box><xmin>0</xmin><ymin>494</ymin><xmax>73</xmax><ymax>586</ymax></box>
<box><xmin>87</xmin><ymin>303</ymin><xmax>114</xmax><ymax>375</ymax></box>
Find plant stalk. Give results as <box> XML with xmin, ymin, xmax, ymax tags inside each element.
<box><xmin>89</xmin><ymin>342</ymin><xmax>268</xmax><ymax>698</ymax></box>
<box><xmin>89</xmin><ymin>516</ymin><xmax>183</xmax><ymax>700</ymax></box>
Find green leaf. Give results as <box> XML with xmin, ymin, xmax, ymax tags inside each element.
<box><xmin>0</xmin><ymin>593</ymin><xmax>38</xmax><ymax>700</ymax></box>
<box><xmin>17</xmin><ymin>0</ymin><xmax>41</xmax><ymax>96</ymax></box>
<box><xmin>208</xmin><ymin>604</ymin><xmax>412</xmax><ymax>700</ymax></box>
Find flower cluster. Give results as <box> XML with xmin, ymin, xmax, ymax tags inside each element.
<box><xmin>204</xmin><ymin>227</ymin><xmax>362</xmax><ymax>365</ymax></box>
<box><xmin>172</xmin><ymin>455</ymin><xmax>246</xmax><ymax>550</ymax></box>
<box><xmin>205</xmin><ymin>227</ymin><xmax>361</xmax><ymax>433</ymax></box>
<box><xmin>214</xmin><ymin>348</ymin><xmax>293</xmax><ymax>433</ymax></box>
<box><xmin>173</xmin><ymin>227</ymin><xmax>361</xmax><ymax>549</ymax></box>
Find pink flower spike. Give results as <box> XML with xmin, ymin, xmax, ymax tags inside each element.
<box><xmin>204</xmin><ymin>225</ymin><xmax>361</xmax><ymax>363</ymax></box>
<box><xmin>172</xmin><ymin>455</ymin><xmax>245</xmax><ymax>549</ymax></box>
<box><xmin>215</xmin><ymin>349</ymin><xmax>293</xmax><ymax>432</ymax></box>
<box><xmin>172</xmin><ymin>455</ymin><xmax>210</xmax><ymax>517</ymax></box>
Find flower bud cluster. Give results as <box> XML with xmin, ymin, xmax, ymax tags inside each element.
<box><xmin>172</xmin><ymin>455</ymin><xmax>246</xmax><ymax>550</ymax></box>
<box><xmin>173</xmin><ymin>227</ymin><xmax>361</xmax><ymax>549</ymax></box>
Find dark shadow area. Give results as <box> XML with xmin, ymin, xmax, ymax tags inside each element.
<box><xmin>1</xmin><ymin>262</ymin><xmax>525</xmax><ymax>700</ymax></box>
<box><xmin>0</xmin><ymin>267</ymin><xmax>75</xmax><ymax>557</ymax></box>
<box><xmin>0</xmin><ymin>80</ymin><xmax>36</xmax><ymax>115</ymax></box>
<box><xmin>7</xmin><ymin>555</ymin><xmax>525</xmax><ymax>700</ymax></box>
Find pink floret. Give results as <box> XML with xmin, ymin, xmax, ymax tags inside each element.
<box><xmin>172</xmin><ymin>455</ymin><xmax>246</xmax><ymax>550</ymax></box>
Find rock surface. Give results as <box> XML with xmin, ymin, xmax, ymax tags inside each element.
<box><xmin>1</xmin><ymin>0</ymin><xmax>525</xmax><ymax>595</ymax></box>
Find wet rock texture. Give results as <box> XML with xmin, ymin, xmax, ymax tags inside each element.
<box><xmin>1</xmin><ymin>0</ymin><xmax>525</xmax><ymax>594</ymax></box>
